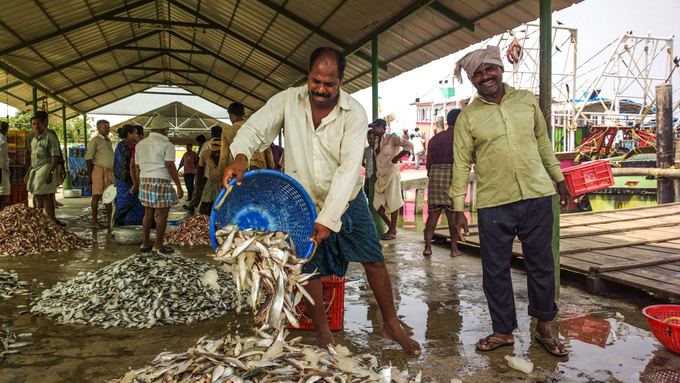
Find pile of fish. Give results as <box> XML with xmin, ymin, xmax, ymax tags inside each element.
<box><xmin>166</xmin><ymin>214</ymin><xmax>211</xmax><ymax>246</ymax></box>
<box><xmin>114</xmin><ymin>327</ymin><xmax>421</xmax><ymax>383</ymax></box>
<box><xmin>31</xmin><ymin>252</ymin><xmax>244</xmax><ymax>328</ymax></box>
<box><xmin>113</xmin><ymin>226</ymin><xmax>426</xmax><ymax>382</ymax></box>
<box><xmin>0</xmin><ymin>269</ymin><xmax>29</xmax><ymax>299</ymax></box>
<box><xmin>1</xmin><ymin>328</ymin><xmax>31</xmax><ymax>360</ymax></box>
<box><xmin>213</xmin><ymin>225</ymin><xmax>315</xmax><ymax>328</ymax></box>
<box><xmin>0</xmin><ymin>204</ymin><xmax>90</xmax><ymax>256</ymax></box>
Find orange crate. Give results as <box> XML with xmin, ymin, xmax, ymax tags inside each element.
<box><xmin>561</xmin><ymin>160</ymin><xmax>614</xmax><ymax>196</ymax></box>
<box><xmin>288</xmin><ymin>275</ymin><xmax>345</xmax><ymax>331</ymax></box>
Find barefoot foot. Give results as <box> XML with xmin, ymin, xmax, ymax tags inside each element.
<box><xmin>383</xmin><ymin>323</ymin><xmax>421</xmax><ymax>356</ymax></box>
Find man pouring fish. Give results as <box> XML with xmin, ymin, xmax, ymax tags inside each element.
<box><xmin>223</xmin><ymin>47</ymin><xmax>421</xmax><ymax>356</ymax></box>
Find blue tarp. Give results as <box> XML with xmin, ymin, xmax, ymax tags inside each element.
<box><xmin>68</xmin><ymin>146</ymin><xmax>91</xmax><ymax>196</ymax></box>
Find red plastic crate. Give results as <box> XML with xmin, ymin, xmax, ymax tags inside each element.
<box><xmin>288</xmin><ymin>275</ymin><xmax>345</xmax><ymax>331</ymax></box>
<box><xmin>561</xmin><ymin>160</ymin><xmax>614</xmax><ymax>196</ymax></box>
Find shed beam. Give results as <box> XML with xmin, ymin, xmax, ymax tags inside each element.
<box><xmin>32</xmin><ymin>31</ymin><xmax>158</xmax><ymax>79</ymax></box>
<box><xmin>255</xmin><ymin>0</ymin><xmax>387</xmax><ymax>70</ymax></box>
<box><xmin>101</xmin><ymin>16</ymin><xmax>217</xmax><ymax>30</ymax></box>
<box><xmin>171</xmin><ymin>72</ymin><xmax>259</xmax><ymax>111</ymax></box>
<box><xmin>0</xmin><ymin>0</ymin><xmax>154</xmax><ymax>56</ymax></box>
<box><xmin>130</xmin><ymin>67</ymin><xmax>205</xmax><ymax>74</ymax></box>
<box><xmin>0</xmin><ymin>80</ymin><xmax>22</xmax><ymax>93</ymax></box>
<box><xmin>122</xmin><ymin>47</ymin><xmax>207</xmax><ymax>54</ymax></box>
<box><xmin>168</xmin><ymin>31</ymin><xmax>284</xmax><ymax>91</ymax></box>
<box><xmin>72</xmin><ymin>71</ymin><xmax>161</xmax><ymax>106</ymax></box>
<box><xmin>168</xmin><ymin>54</ymin><xmax>268</xmax><ymax>104</ymax></box>
<box><xmin>0</xmin><ymin>61</ymin><xmax>84</xmax><ymax>114</ymax></box>
<box><xmin>134</xmin><ymin>81</ymin><xmax>195</xmax><ymax>86</ymax></box>
<box><xmin>344</xmin><ymin>0</ymin><xmax>435</xmax><ymax>57</ymax></box>
<box><xmin>167</xmin><ymin>0</ymin><xmax>307</xmax><ymax>75</ymax></box>
<box><xmin>429</xmin><ymin>2</ymin><xmax>474</xmax><ymax>31</ymax></box>
<box><xmin>53</xmin><ymin>53</ymin><xmax>164</xmax><ymax>95</ymax></box>
<box><xmin>345</xmin><ymin>0</ymin><xmax>521</xmax><ymax>86</ymax></box>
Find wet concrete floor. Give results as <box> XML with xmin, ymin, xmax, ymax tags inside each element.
<box><xmin>1</xmin><ymin>199</ymin><xmax>679</xmax><ymax>382</ymax></box>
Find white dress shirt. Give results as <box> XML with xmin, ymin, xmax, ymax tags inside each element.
<box><xmin>135</xmin><ymin>132</ymin><xmax>175</xmax><ymax>180</ymax></box>
<box><xmin>230</xmin><ymin>85</ymin><xmax>367</xmax><ymax>232</ymax></box>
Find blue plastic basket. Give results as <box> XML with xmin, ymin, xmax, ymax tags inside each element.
<box><xmin>210</xmin><ymin>170</ymin><xmax>317</xmax><ymax>259</ymax></box>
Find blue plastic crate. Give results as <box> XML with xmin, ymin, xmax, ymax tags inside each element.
<box><xmin>210</xmin><ymin>170</ymin><xmax>317</xmax><ymax>259</ymax></box>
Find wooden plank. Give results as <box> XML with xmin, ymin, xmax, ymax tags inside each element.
<box><xmin>599</xmin><ymin>270</ymin><xmax>680</xmax><ymax>299</ymax></box>
<box><xmin>561</xmin><ymin>253</ymin><xmax>680</xmax><ymax>288</ymax></box>
<box><xmin>590</xmin><ymin>255</ymin><xmax>680</xmax><ymax>273</ymax></box>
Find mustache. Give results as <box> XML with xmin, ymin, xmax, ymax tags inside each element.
<box><xmin>311</xmin><ymin>91</ymin><xmax>331</xmax><ymax>98</ymax></box>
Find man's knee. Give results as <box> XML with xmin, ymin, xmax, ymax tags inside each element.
<box><xmin>362</xmin><ymin>261</ymin><xmax>386</xmax><ymax>271</ymax></box>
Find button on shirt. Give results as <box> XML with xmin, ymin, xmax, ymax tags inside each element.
<box><xmin>135</xmin><ymin>132</ymin><xmax>175</xmax><ymax>180</ymax></box>
<box><xmin>230</xmin><ymin>85</ymin><xmax>367</xmax><ymax>232</ymax></box>
<box><xmin>85</xmin><ymin>133</ymin><xmax>114</xmax><ymax>169</ymax></box>
<box><xmin>450</xmin><ymin>84</ymin><xmax>564</xmax><ymax>211</ymax></box>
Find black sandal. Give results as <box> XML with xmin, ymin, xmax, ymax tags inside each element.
<box><xmin>139</xmin><ymin>245</ymin><xmax>153</xmax><ymax>252</ymax></box>
<box><xmin>535</xmin><ymin>335</ymin><xmax>569</xmax><ymax>356</ymax></box>
<box><xmin>475</xmin><ymin>334</ymin><xmax>515</xmax><ymax>351</ymax></box>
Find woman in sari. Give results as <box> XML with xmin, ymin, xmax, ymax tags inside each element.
<box><xmin>113</xmin><ymin>124</ymin><xmax>144</xmax><ymax>226</ymax></box>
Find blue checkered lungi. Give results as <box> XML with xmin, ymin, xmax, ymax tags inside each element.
<box><xmin>139</xmin><ymin>178</ymin><xmax>177</xmax><ymax>208</ymax></box>
<box><xmin>302</xmin><ymin>190</ymin><xmax>384</xmax><ymax>276</ymax></box>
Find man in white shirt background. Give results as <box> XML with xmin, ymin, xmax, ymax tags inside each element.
<box><xmin>135</xmin><ymin>125</ymin><xmax>183</xmax><ymax>254</ymax></box>
<box><xmin>224</xmin><ymin>47</ymin><xmax>420</xmax><ymax>356</ymax></box>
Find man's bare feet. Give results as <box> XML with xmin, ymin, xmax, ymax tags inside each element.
<box><xmin>91</xmin><ymin>222</ymin><xmax>106</xmax><ymax>229</ymax></box>
<box><xmin>382</xmin><ymin>322</ymin><xmax>421</xmax><ymax>356</ymax></box>
<box><xmin>450</xmin><ymin>248</ymin><xmax>462</xmax><ymax>257</ymax></box>
<box><xmin>316</xmin><ymin>330</ymin><xmax>334</xmax><ymax>349</ymax></box>
<box><xmin>423</xmin><ymin>247</ymin><xmax>432</xmax><ymax>257</ymax></box>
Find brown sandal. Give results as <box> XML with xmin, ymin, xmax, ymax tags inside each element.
<box><xmin>475</xmin><ymin>334</ymin><xmax>514</xmax><ymax>351</ymax></box>
<box><xmin>535</xmin><ymin>335</ymin><xmax>569</xmax><ymax>356</ymax></box>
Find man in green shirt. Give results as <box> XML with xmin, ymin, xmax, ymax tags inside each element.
<box><xmin>26</xmin><ymin>113</ymin><xmax>62</xmax><ymax>224</ymax></box>
<box><xmin>451</xmin><ymin>46</ymin><xmax>570</xmax><ymax>357</ymax></box>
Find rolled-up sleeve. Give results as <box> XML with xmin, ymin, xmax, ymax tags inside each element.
<box><xmin>315</xmin><ymin>107</ymin><xmax>368</xmax><ymax>232</ymax></box>
<box><xmin>532</xmin><ymin>99</ymin><xmax>564</xmax><ymax>183</ymax></box>
<box><xmin>230</xmin><ymin>90</ymin><xmax>287</xmax><ymax>161</ymax></box>
<box><xmin>450</xmin><ymin>112</ymin><xmax>473</xmax><ymax>211</ymax></box>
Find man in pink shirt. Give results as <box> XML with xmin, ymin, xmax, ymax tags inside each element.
<box><xmin>178</xmin><ymin>144</ymin><xmax>199</xmax><ymax>201</ymax></box>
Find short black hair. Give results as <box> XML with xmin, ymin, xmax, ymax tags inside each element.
<box><xmin>309</xmin><ymin>47</ymin><xmax>346</xmax><ymax>80</ymax></box>
<box><xmin>447</xmin><ymin>109</ymin><xmax>462</xmax><ymax>126</ymax></box>
<box><xmin>118</xmin><ymin>124</ymin><xmax>137</xmax><ymax>139</ymax></box>
<box><xmin>210</xmin><ymin>125</ymin><xmax>222</xmax><ymax>138</ymax></box>
<box><xmin>135</xmin><ymin>125</ymin><xmax>144</xmax><ymax>136</ymax></box>
<box><xmin>31</xmin><ymin>110</ymin><xmax>49</xmax><ymax>122</ymax></box>
<box><xmin>0</xmin><ymin>121</ymin><xmax>8</xmax><ymax>132</ymax></box>
<box><xmin>228</xmin><ymin>102</ymin><xmax>245</xmax><ymax>118</ymax></box>
<box><xmin>196</xmin><ymin>134</ymin><xmax>206</xmax><ymax>144</ymax></box>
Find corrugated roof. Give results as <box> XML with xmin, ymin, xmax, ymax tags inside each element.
<box><xmin>0</xmin><ymin>0</ymin><xmax>581</xmax><ymax>119</ymax></box>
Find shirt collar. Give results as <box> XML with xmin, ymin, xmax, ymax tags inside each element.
<box><xmin>149</xmin><ymin>132</ymin><xmax>169</xmax><ymax>141</ymax></box>
<box><xmin>297</xmin><ymin>84</ymin><xmax>351</xmax><ymax>111</ymax></box>
<box><xmin>98</xmin><ymin>132</ymin><xmax>110</xmax><ymax>140</ymax></box>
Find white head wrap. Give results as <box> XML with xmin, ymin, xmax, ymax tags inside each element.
<box><xmin>454</xmin><ymin>46</ymin><xmax>504</xmax><ymax>83</ymax></box>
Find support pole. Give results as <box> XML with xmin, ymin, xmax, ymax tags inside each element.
<box><xmin>656</xmin><ymin>84</ymin><xmax>674</xmax><ymax>203</ymax></box>
<box><xmin>371</xmin><ymin>37</ymin><xmax>379</xmax><ymax>120</ymax></box>
<box><xmin>369</xmin><ymin>36</ymin><xmax>386</xmax><ymax>234</ymax></box>
<box><xmin>83</xmin><ymin>114</ymin><xmax>88</xmax><ymax>147</ymax></box>
<box><xmin>675</xmin><ymin>138</ymin><xmax>680</xmax><ymax>202</ymax></box>
<box><xmin>32</xmin><ymin>87</ymin><xmax>38</xmax><ymax>115</ymax></box>
<box><xmin>539</xmin><ymin>0</ymin><xmax>560</xmax><ymax>295</ymax></box>
<box><xmin>62</xmin><ymin>106</ymin><xmax>72</xmax><ymax>190</ymax></box>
